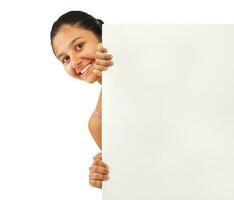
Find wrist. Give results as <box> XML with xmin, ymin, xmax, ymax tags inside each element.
<box><xmin>97</xmin><ymin>77</ymin><xmax>102</xmax><ymax>85</ymax></box>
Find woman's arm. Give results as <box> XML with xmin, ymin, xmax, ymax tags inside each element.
<box><xmin>88</xmin><ymin>91</ymin><xmax>110</xmax><ymax>189</ymax></box>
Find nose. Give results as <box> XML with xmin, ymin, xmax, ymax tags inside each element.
<box><xmin>70</xmin><ymin>52</ymin><xmax>82</xmax><ymax>69</ymax></box>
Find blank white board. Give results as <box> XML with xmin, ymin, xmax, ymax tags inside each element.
<box><xmin>102</xmin><ymin>25</ymin><xmax>234</xmax><ymax>199</ymax></box>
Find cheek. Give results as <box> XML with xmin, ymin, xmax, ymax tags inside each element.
<box><xmin>64</xmin><ymin>65</ymin><xmax>76</xmax><ymax>77</ymax></box>
<box><xmin>85</xmin><ymin>45</ymin><xmax>98</xmax><ymax>59</ymax></box>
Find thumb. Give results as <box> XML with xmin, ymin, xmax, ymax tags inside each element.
<box><xmin>93</xmin><ymin>152</ymin><xmax>102</xmax><ymax>160</ymax></box>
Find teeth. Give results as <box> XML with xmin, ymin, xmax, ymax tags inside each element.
<box><xmin>80</xmin><ymin>64</ymin><xmax>91</xmax><ymax>74</ymax></box>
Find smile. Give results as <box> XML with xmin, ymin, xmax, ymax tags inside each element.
<box><xmin>79</xmin><ymin>62</ymin><xmax>93</xmax><ymax>75</ymax></box>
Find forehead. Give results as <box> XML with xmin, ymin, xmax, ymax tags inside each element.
<box><xmin>52</xmin><ymin>25</ymin><xmax>96</xmax><ymax>56</ymax></box>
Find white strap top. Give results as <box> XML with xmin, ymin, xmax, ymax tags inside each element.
<box><xmin>94</xmin><ymin>110</ymin><xmax>102</xmax><ymax>118</ymax></box>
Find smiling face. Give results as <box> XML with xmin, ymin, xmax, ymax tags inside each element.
<box><xmin>52</xmin><ymin>24</ymin><xmax>100</xmax><ymax>83</ymax></box>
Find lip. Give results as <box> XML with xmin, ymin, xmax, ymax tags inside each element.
<box><xmin>75</xmin><ymin>61</ymin><xmax>93</xmax><ymax>76</ymax></box>
<box><xmin>76</xmin><ymin>61</ymin><xmax>93</xmax><ymax>76</ymax></box>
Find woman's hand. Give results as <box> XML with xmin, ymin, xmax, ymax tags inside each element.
<box><xmin>89</xmin><ymin>152</ymin><xmax>110</xmax><ymax>189</ymax></box>
<box><xmin>93</xmin><ymin>43</ymin><xmax>114</xmax><ymax>77</ymax></box>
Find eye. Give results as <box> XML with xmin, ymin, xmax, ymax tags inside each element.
<box><xmin>75</xmin><ymin>42</ymin><xmax>84</xmax><ymax>51</ymax></box>
<box><xmin>62</xmin><ymin>56</ymin><xmax>70</xmax><ymax>65</ymax></box>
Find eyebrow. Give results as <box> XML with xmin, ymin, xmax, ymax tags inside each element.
<box><xmin>57</xmin><ymin>36</ymin><xmax>82</xmax><ymax>60</ymax></box>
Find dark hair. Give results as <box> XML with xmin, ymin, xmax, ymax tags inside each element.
<box><xmin>50</xmin><ymin>10</ymin><xmax>104</xmax><ymax>45</ymax></box>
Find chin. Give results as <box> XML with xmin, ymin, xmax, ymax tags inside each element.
<box><xmin>85</xmin><ymin>74</ymin><xmax>99</xmax><ymax>84</ymax></box>
<box><xmin>86</xmin><ymin>79</ymin><xmax>96</xmax><ymax>84</ymax></box>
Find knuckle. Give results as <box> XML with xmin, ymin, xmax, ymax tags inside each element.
<box><xmin>93</xmin><ymin>69</ymin><xmax>100</xmax><ymax>74</ymax></box>
<box><xmin>93</xmin><ymin>64</ymin><xmax>97</xmax><ymax>69</ymax></box>
<box><xmin>108</xmin><ymin>60</ymin><xmax>113</xmax><ymax>66</ymax></box>
<box><xmin>96</xmin><ymin>66</ymin><xmax>103</xmax><ymax>72</ymax></box>
<box><xmin>104</xmin><ymin>61</ymin><xmax>109</xmax><ymax>67</ymax></box>
<box><xmin>96</xmin><ymin>159</ymin><xmax>102</xmax><ymax>165</ymax></box>
<box><xmin>106</xmin><ymin>54</ymin><xmax>111</xmax><ymax>59</ymax></box>
<box><xmin>92</xmin><ymin>166</ymin><xmax>97</xmax><ymax>172</ymax></box>
<box><xmin>94</xmin><ymin>174</ymin><xmax>99</xmax><ymax>179</ymax></box>
<box><xmin>89</xmin><ymin>180</ymin><xmax>101</xmax><ymax>188</ymax></box>
<box><xmin>98</xmin><ymin>166</ymin><xmax>103</xmax><ymax>172</ymax></box>
<box><xmin>95</xmin><ymin>59</ymin><xmax>102</xmax><ymax>66</ymax></box>
<box><xmin>95</xmin><ymin>52</ymin><xmax>100</xmax><ymax>58</ymax></box>
<box><xmin>89</xmin><ymin>180</ymin><xmax>95</xmax><ymax>187</ymax></box>
<box><xmin>92</xmin><ymin>166</ymin><xmax>98</xmax><ymax>172</ymax></box>
<box><xmin>89</xmin><ymin>174</ymin><xmax>92</xmax><ymax>179</ymax></box>
<box><xmin>96</xmin><ymin>45</ymin><xmax>101</xmax><ymax>51</ymax></box>
<box><xmin>98</xmin><ymin>167</ymin><xmax>104</xmax><ymax>173</ymax></box>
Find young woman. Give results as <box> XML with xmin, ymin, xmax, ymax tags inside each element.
<box><xmin>50</xmin><ymin>10</ymin><xmax>113</xmax><ymax>189</ymax></box>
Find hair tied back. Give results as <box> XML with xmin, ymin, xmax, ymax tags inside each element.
<box><xmin>96</xmin><ymin>19</ymin><xmax>104</xmax><ymax>25</ymax></box>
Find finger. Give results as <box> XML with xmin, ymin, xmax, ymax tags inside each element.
<box><xmin>95</xmin><ymin>59</ymin><xmax>114</xmax><ymax>67</ymax></box>
<box><xmin>89</xmin><ymin>180</ymin><xmax>102</xmax><ymax>189</ymax></box>
<box><xmin>89</xmin><ymin>173</ymin><xmax>109</xmax><ymax>181</ymax></box>
<box><xmin>102</xmin><ymin>161</ymin><xmax>109</xmax><ymax>169</ymax></box>
<box><xmin>95</xmin><ymin>52</ymin><xmax>112</xmax><ymax>60</ymax></box>
<box><xmin>93</xmin><ymin>65</ymin><xmax>109</xmax><ymax>74</ymax></box>
<box><xmin>93</xmin><ymin>158</ymin><xmax>109</xmax><ymax>169</ymax></box>
<box><xmin>89</xmin><ymin>165</ymin><xmax>109</xmax><ymax>174</ymax></box>
<box><xmin>97</xmin><ymin>43</ymin><xmax>108</xmax><ymax>53</ymax></box>
<box><xmin>89</xmin><ymin>166</ymin><xmax>109</xmax><ymax>175</ymax></box>
<box><xmin>93</xmin><ymin>64</ymin><xmax>106</xmax><ymax>71</ymax></box>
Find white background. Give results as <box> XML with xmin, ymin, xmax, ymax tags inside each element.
<box><xmin>0</xmin><ymin>0</ymin><xmax>233</xmax><ymax>200</ymax></box>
